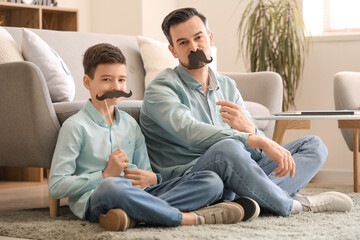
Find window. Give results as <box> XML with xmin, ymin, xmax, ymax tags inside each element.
<box><xmin>303</xmin><ymin>0</ymin><xmax>360</xmax><ymax>36</ymax></box>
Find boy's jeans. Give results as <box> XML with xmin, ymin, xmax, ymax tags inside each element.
<box><xmin>190</xmin><ymin>135</ymin><xmax>328</xmax><ymax>216</ymax></box>
<box><xmin>86</xmin><ymin>170</ymin><xmax>223</xmax><ymax>226</ymax></box>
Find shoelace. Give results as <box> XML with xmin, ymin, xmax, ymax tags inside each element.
<box><xmin>305</xmin><ymin>199</ymin><xmax>333</xmax><ymax>212</ymax></box>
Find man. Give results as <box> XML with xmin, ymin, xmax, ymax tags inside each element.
<box><xmin>140</xmin><ymin>7</ymin><xmax>353</xmax><ymax>217</ymax></box>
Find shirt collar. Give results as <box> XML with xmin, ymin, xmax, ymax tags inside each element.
<box><xmin>85</xmin><ymin>99</ymin><xmax>121</xmax><ymax>127</ymax></box>
<box><xmin>175</xmin><ymin>65</ymin><xmax>202</xmax><ymax>90</ymax></box>
<box><xmin>175</xmin><ymin>65</ymin><xmax>219</xmax><ymax>91</ymax></box>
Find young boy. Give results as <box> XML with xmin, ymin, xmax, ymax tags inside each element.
<box><xmin>48</xmin><ymin>43</ymin><xmax>245</xmax><ymax>232</ymax></box>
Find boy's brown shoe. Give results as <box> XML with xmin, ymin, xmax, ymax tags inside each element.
<box><xmin>194</xmin><ymin>202</ymin><xmax>244</xmax><ymax>224</ymax></box>
<box><xmin>99</xmin><ymin>209</ymin><xmax>136</xmax><ymax>231</ymax></box>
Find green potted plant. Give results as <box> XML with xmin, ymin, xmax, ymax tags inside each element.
<box><xmin>238</xmin><ymin>0</ymin><xmax>309</xmax><ymax>111</ymax></box>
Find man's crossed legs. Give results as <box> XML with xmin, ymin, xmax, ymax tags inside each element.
<box><xmin>190</xmin><ymin>135</ymin><xmax>353</xmax><ymax>216</ymax></box>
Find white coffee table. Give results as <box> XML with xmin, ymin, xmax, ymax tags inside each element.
<box><xmin>253</xmin><ymin>114</ymin><xmax>360</xmax><ymax>192</ymax></box>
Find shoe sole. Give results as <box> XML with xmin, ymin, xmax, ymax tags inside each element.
<box><xmin>99</xmin><ymin>209</ymin><xmax>128</xmax><ymax>231</ymax></box>
<box><xmin>233</xmin><ymin>197</ymin><xmax>260</xmax><ymax>221</ymax></box>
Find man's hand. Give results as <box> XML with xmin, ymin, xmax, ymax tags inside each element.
<box><xmin>216</xmin><ymin>100</ymin><xmax>256</xmax><ymax>134</ymax></box>
<box><xmin>247</xmin><ymin>135</ymin><xmax>296</xmax><ymax>178</ymax></box>
<box><xmin>124</xmin><ymin>169</ymin><xmax>157</xmax><ymax>189</ymax></box>
<box><xmin>102</xmin><ymin>149</ymin><xmax>129</xmax><ymax>179</ymax></box>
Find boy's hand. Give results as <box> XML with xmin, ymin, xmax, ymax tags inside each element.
<box><xmin>124</xmin><ymin>169</ymin><xmax>157</xmax><ymax>189</ymax></box>
<box><xmin>102</xmin><ymin>149</ymin><xmax>129</xmax><ymax>179</ymax></box>
<box><xmin>216</xmin><ymin>100</ymin><xmax>256</xmax><ymax>134</ymax></box>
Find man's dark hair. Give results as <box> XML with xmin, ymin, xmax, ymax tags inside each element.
<box><xmin>83</xmin><ymin>43</ymin><xmax>126</xmax><ymax>79</ymax></box>
<box><xmin>162</xmin><ymin>7</ymin><xmax>210</xmax><ymax>45</ymax></box>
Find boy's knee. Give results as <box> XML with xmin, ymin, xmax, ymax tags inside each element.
<box><xmin>98</xmin><ymin>177</ymin><xmax>132</xmax><ymax>197</ymax></box>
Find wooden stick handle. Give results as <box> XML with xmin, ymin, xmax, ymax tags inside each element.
<box><xmin>104</xmin><ymin>100</ymin><xmax>121</xmax><ymax>149</ymax></box>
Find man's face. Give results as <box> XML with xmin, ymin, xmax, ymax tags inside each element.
<box><xmin>168</xmin><ymin>16</ymin><xmax>213</xmax><ymax>71</ymax></box>
<box><xmin>83</xmin><ymin>63</ymin><xmax>127</xmax><ymax>107</ymax></box>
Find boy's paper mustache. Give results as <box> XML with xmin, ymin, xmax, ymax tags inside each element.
<box><xmin>187</xmin><ymin>49</ymin><xmax>213</xmax><ymax>70</ymax></box>
<box><xmin>96</xmin><ymin>90</ymin><xmax>133</xmax><ymax>101</ymax></box>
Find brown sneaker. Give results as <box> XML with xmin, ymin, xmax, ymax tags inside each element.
<box><xmin>194</xmin><ymin>202</ymin><xmax>244</xmax><ymax>224</ymax></box>
<box><xmin>99</xmin><ymin>209</ymin><xmax>136</xmax><ymax>231</ymax></box>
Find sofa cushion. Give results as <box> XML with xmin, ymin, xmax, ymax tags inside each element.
<box><xmin>0</xmin><ymin>26</ymin><xmax>23</xmax><ymax>63</ymax></box>
<box><xmin>137</xmin><ymin>35</ymin><xmax>217</xmax><ymax>88</ymax></box>
<box><xmin>244</xmin><ymin>101</ymin><xmax>270</xmax><ymax>131</ymax></box>
<box><xmin>21</xmin><ymin>28</ymin><xmax>75</xmax><ymax>102</ymax></box>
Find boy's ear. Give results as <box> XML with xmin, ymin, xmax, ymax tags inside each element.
<box><xmin>83</xmin><ymin>75</ymin><xmax>91</xmax><ymax>90</ymax></box>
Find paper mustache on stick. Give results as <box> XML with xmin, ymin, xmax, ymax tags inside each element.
<box><xmin>96</xmin><ymin>90</ymin><xmax>133</xmax><ymax>101</ymax></box>
<box><xmin>95</xmin><ymin>90</ymin><xmax>132</xmax><ymax>151</ymax></box>
<box><xmin>186</xmin><ymin>49</ymin><xmax>213</xmax><ymax>70</ymax></box>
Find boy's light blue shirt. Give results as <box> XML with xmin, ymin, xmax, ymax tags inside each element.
<box><xmin>140</xmin><ymin>65</ymin><xmax>264</xmax><ymax>182</ymax></box>
<box><xmin>49</xmin><ymin>100</ymin><xmax>154</xmax><ymax>219</ymax></box>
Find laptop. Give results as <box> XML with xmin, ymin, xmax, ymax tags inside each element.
<box><xmin>274</xmin><ymin>110</ymin><xmax>360</xmax><ymax>116</ymax></box>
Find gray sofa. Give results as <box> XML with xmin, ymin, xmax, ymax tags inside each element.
<box><xmin>0</xmin><ymin>27</ymin><xmax>282</xmax><ymax>216</ymax></box>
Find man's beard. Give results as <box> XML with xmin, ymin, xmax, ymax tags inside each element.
<box><xmin>182</xmin><ymin>49</ymin><xmax>213</xmax><ymax>70</ymax></box>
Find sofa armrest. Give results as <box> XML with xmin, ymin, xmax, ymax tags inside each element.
<box><xmin>0</xmin><ymin>61</ymin><xmax>60</xmax><ymax>168</ymax></box>
<box><xmin>221</xmin><ymin>71</ymin><xmax>283</xmax><ymax>138</ymax></box>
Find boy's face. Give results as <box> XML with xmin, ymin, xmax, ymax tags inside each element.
<box><xmin>168</xmin><ymin>16</ymin><xmax>213</xmax><ymax>71</ymax></box>
<box><xmin>83</xmin><ymin>63</ymin><xmax>127</xmax><ymax>107</ymax></box>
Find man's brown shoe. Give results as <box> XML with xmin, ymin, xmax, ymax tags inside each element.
<box><xmin>99</xmin><ymin>209</ymin><xmax>136</xmax><ymax>231</ymax></box>
<box><xmin>194</xmin><ymin>202</ymin><xmax>244</xmax><ymax>224</ymax></box>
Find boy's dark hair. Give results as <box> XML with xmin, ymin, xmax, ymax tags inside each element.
<box><xmin>83</xmin><ymin>43</ymin><xmax>126</xmax><ymax>79</ymax></box>
<box><xmin>162</xmin><ymin>7</ymin><xmax>209</xmax><ymax>45</ymax></box>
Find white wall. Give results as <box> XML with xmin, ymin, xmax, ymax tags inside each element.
<box><xmin>57</xmin><ymin>0</ymin><xmax>143</xmax><ymax>35</ymax></box>
<box><xmin>90</xmin><ymin>0</ymin><xmax>143</xmax><ymax>35</ymax></box>
<box><xmin>56</xmin><ymin>0</ymin><xmax>92</xmax><ymax>32</ymax></box>
<box><xmin>56</xmin><ymin>0</ymin><xmax>360</xmax><ymax>185</ymax></box>
<box><xmin>141</xmin><ymin>0</ymin><xmax>176</xmax><ymax>41</ymax></box>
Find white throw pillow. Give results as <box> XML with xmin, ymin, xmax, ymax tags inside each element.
<box><xmin>21</xmin><ymin>28</ymin><xmax>75</xmax><ymax>102</ymax></box>
<box><xmin>137</xmin><ymin>35</ymin><xmax>217</xmax><ymax>87</ymax></box>
<box><xmin>0</xmin><ymin>26</ymin><xmax>24</xmax><ymax>63</ymax></box>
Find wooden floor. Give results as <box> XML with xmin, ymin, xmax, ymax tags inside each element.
<box><xmin>0</xmin><ymin>181</ymin><xmax>68</xmax><ymax>211</ymax></box>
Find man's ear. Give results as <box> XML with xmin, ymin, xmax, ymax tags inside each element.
<box><xmin>209</xmin><ymin>32</ymin><xmax>214</xmax><ymax>46</ymax></box>
<box><xmin>168</xmin><ymin>44</ymin><xmax>178</xmax><ymax>58</ymax></box>
<box><xmin>83</xmin><ymin>75</ymin><xmax>91</xmax><ymax>90</ymax></box>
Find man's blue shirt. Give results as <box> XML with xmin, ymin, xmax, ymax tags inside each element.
<box><xmin>140</xmin><ymin>65</ymin><xmax>264</xmax><ymax>181</ymax></box>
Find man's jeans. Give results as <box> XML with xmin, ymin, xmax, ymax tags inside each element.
<box><xmin>190</xmin><ymin>135</ymin><xmax>328</xmax><ymax>216</ymax></box>
<box><xmin>85</xmin><ymin>170</ymin><xmax>223</xmax><ymax>226</ymax></box>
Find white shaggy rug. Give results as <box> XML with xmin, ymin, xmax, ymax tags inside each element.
<box><xmin>0</xmin><ymin>184</ymin><xmax>359</xmax><ymax>240</ymax></box>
